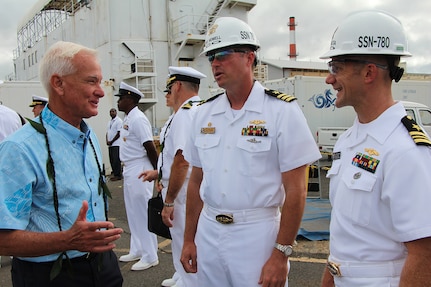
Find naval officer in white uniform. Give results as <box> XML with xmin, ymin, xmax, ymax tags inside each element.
<box><xmin>29</xmin><ymin>95</ymin><xmax>48</xmax><ymax>117</ymax></box>
<box><xmin>141</xmin><ymin>66</ymin><xmax>206</xmax><ymax>287</ymax></box>
<box><xmin>161</xmin><ymin>66</ymin><xmax>205</xmax><ymax>287</ymax></box>
<box><xmin>181</xmin><ymin>17</ymin><xmax>321</xmax><ymax>287</ymax></box>
<box><xmin>320</xmin><ymin>10</ymin><xmax>431</xmax><ymax>287</ymax></box>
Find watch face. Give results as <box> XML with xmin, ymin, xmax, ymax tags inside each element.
<box><xmin>275</xmin><ymin>243</ymin><xmax>293</xmax><ymax>257</ymax></box>
<box><xmin>284</xmin><ymin>246</ymin><xmax>293</xmax><ymax>256</ymax></box>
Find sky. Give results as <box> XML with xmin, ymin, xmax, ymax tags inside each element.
<box><xmin>0</xmin><ymin>0</ymin><xmax>430</xmax><ymax>80</ymax></box>
<box><xmin>248</xmin><ymin>0</ymin><xmax>431</xmax><ymax>74</ymax></box>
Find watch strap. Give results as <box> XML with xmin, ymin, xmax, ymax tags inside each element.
<box><xmin>274</xmin><ymin>243</ymin><xmax>293</xmax><ymax>257</ymax></box>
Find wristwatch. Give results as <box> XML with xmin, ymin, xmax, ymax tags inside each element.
<box><xmin>164</xmin><ymin>201</ymin><xmax>175</xmax><ymax>207</ymax></box>
<box><xmin>274</xmin><ymin>243</ymin><xmax>293</xmax><ymax>257</ymax></box>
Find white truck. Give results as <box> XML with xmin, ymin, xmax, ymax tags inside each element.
<box><xmin>264</xmin><ymin>76</ymin><xmax>355</xmax><ymax>153</ymax></box>
<box><xmin>316</xmin><ymin>127</ymin><xmax>348</xmax><ymax>154</ymax></box>
<box><xmin>402</xmin><ymin>101</ymin><xmax>431</xmax><ymax>136</ymax></box>
<box><xmin>316</xmin><ymin>101</ymin><xmax>431</xmax><ymax>154</ymax></box>
<box><xmin>264</xmin><ymin>76</ymin><xmax>431</xmax><ymax>153</ymax></box>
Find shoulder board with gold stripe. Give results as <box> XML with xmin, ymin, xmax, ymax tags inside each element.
<box><xmin>181</xmin><ymin>100</ymin><xmax>201</xmax><ymax>109</ymax></box>
<box><xmin>197</xmin><ymin>92</ymin><xmax>223</xmax><ymax>106</ymax></box>
<box><xmin>401</xmin><ymin>115</ymin><xmax>431</xmax><ymax>146</ymax></box>
<box><xmin>264</xmin><ymin>89</ymin><xmax>296</xmax><ymax>102</ymax></box>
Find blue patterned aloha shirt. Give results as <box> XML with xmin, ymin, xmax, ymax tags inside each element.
<box><xmin>0</xmin><ymin>107</ymin><xmax>106</xmax><ymax>262</ymax></box>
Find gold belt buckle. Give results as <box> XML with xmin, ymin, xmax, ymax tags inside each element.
<box><xmin>216</xmin><ymin>214</ymin><xmax>234</xmax><ymax>224</ymax></box>
<box><xmin>327</xmin><ymin>261</ymin><xmax>342</xmax><ymax>277</ymax></box>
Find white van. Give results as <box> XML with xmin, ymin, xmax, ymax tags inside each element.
<box><xmin>317</xmin><ymin>101</ymin><xmax>431</xmax><ymax>154</ymax></box>
<box><xmin>401</xmin><ymin>101</ymin><xmax>431</xmax><ymax>137</ymax></box>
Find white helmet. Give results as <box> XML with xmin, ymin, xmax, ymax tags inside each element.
<box><xmin>201</xmin><ymin>17</ymin><xmax>260</xmax><ymax>55</ymax></box>
<box><xmin>320</xmin><ymin>10</ymin><xmax>411</xmax><ymax>59</ymax></box>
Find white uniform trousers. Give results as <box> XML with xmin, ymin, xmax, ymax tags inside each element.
<box><xmin>195</xmin><ymin>206</ymin><xmax>288</xmax><ymax>287</ymax></box>
<box><xmin>162</xmin><ymin>188</ymin><xmax>198</xmax><ymax>287</ymax></box>
<box><xmin>334</xmin><ymin>276</ymin><xmax>400</xmax><ymax>287</ymax></box>
<box><xmin>123</xmin><ymin>160</ymin><xmax>158</xmax><ymax>263</ymax></box>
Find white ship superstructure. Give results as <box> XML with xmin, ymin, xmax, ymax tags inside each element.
<box><xmin>13</xmin><ymin>0</ymin><xmax>257</xmax><ymax>128</ymax></box>
<box><xmin>5</xmin><ymin>0</ymin><xmax>256</xmax><ymax>173</ymax></box>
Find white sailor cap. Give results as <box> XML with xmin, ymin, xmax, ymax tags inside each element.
<box><xmin>114</xmin><ymin>82</ymin><xmax>144</xmax><ymax>100</ymax></box>
<box><xmin>29</xmin><ymin>95</ymin><xmax>48</xmax><ymax>107</ymax></box>
<box><xmin>164</xmin><ymin>66</ymin><xmax>206</xmax><ymax>92</ymax></box>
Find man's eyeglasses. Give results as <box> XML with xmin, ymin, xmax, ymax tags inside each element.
<box><xmin>328</xmin><ymin>59</ymin><xmax>388</xmax><ymax>75</ymax></box>
<box><xmin>207</xmin><ymin>49</ymin><xmax>248</xmax><ymax>63</ymax></box>
<box><xmin>165</xmin><ymin>81</ymin><xmax>182</xmax><ymax>94</ymax></box>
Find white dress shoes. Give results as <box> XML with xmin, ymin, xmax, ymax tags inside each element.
<box><xmin>131</xmin><ymin>259</ymin><xmax>159</xmax><ymax>271</ymax></box>
<box><xmin>119</xmin><ymin>254</ymin><xmax>141</xmax><ymax>262</ymax></box>
<box><xmin>161</xmin><ymin>278</ymin><xmax>177</xmax><ymax>287</ymax></box>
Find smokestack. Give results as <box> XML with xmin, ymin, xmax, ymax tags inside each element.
<box><xmin>288</xmin><ymin>16</ymin><xmax>297</xmax><ymax>61</ymax></box>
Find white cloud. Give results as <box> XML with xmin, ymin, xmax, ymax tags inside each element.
<box><xmin>0</xmin><ymin>0</ymin><xmax>38</xmax><ymax>79</ymax></box>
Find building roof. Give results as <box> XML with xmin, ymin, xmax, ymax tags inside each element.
<box><xmin>18</xmin><ymin>0</ymin><xmax>85</xmax><ymax>31</ymax></box>
<box><xmin>260</xmin><ymin>58</ymin><xmax>328</xmax><ymax>71</ymax></box>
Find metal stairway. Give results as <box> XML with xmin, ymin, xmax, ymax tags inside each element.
<box><xmin>172</xmin><ymin>0</ymin><xmax>257</xmax><ymax>60</ymax></box>
<box><xmin>196</xmin><ymin>0</ymin><xmax>228</xmax><ymax>34</ymax></box>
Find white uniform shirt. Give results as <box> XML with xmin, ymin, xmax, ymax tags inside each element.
<box><xmin>158</xmin><ymin>96</ymin><xmax>201</xmax><ymax>203</ymax></box>
<box><xmin>328</xmin><ymin>102</ymin><xmax>431</xmax><ymax>262</ymax></box>
<box><xmin>120</xmin><ymin>106</ymin><xmax>153</xmax><ymax>162</ymax></box>
<box><xmin>106</xmin><ymin>116</ymin><xmax>123</xmax><ymax>147</ymax></box>
<box><xmin>184</xmin><ymin>81</ymin><xmax>321</xmax><ymax>210</ymax></box>
<box><xmin>157</xmin><ymin>114</ymin><xmax>174</xmax><ymax>184</ymax></box>
<box><xmin>0</xmin><ymin>105</ymin><xmax>22</xmax><ymax>141</ymax></box>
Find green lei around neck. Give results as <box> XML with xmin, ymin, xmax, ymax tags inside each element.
<box><xmin>27</xmin><ymin>116</ymin><xmax>112</xmax><ymax>280</ymax></box>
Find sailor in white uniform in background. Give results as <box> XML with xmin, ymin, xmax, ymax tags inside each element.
<box><xmin>141</xmin><ymin>66</ymin><xmax>206</xmax><ymax>287</ymax></box>
<box><xmin>116</xmin><ymin>82</ymin><xmax>159</xmax><ymax>271</ymax></box>
<box><xmin>29</xmin><ymin>95</ymin><xmax>48</xmax><ymax>117</ymax></box>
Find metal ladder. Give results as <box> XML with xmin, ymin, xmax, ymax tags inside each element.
<box><xmin>196</xmin><ymin>0</ymin><xmax>227</xmax><ymax>34</ymax></box>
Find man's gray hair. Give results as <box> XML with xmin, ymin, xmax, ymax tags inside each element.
<box><xmin>39</xmin><ymin>41</ymin><xmax>98</xmax><ymax>92</ymax></box>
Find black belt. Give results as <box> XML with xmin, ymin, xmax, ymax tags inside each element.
<box><xmin>15</xmin><ymin>253</ymin><xmax>98</xmax><ymax>265</ymax></box>
<box><xmin>69</xmin><ymin>252</ymin><xmax>98</xmax><ymax>262</ymax></box>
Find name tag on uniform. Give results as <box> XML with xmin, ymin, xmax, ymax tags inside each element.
<box><xmin>332</xmin><ymin>152</ymin><xmax>341</xmax><ymax>160</ymax></box>
<box><xmin>201</xmin><ymin>122</ymin><xmax>215</xmax><ymax>134</ymax></box>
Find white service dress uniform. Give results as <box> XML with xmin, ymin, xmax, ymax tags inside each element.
<box><xmin>158</xmin><ymin>97</ymin><xmax>201</xmax><ymax>287</ymax></box>
<box><xmin>120</xmin><ymin>106</ymin><xmax>158</xmax><ymax>264</ymax></box>
<box><xmin>106</xmin><ymin>115</ymin><xmax>123</xmax><ymax>176</ymax></box>
<box><xmin>0</xmin><ymin>104</ymin><xmax>22</xmax><ymax>141</ymax></box>
<box><xmin>184</xmin><ymin>81</ymin><xmax>321</xmax><ymax>287</ymax></box>
<box><xmin>327</xmin><ymin>102</ymin><xmax>431</xmax><ymax>287</ymax></box>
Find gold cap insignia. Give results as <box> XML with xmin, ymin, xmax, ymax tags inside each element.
<box><xmin>208</xmin><ymin>24</ymin><xmax>218</xmax><ymax>35</ymax></box>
